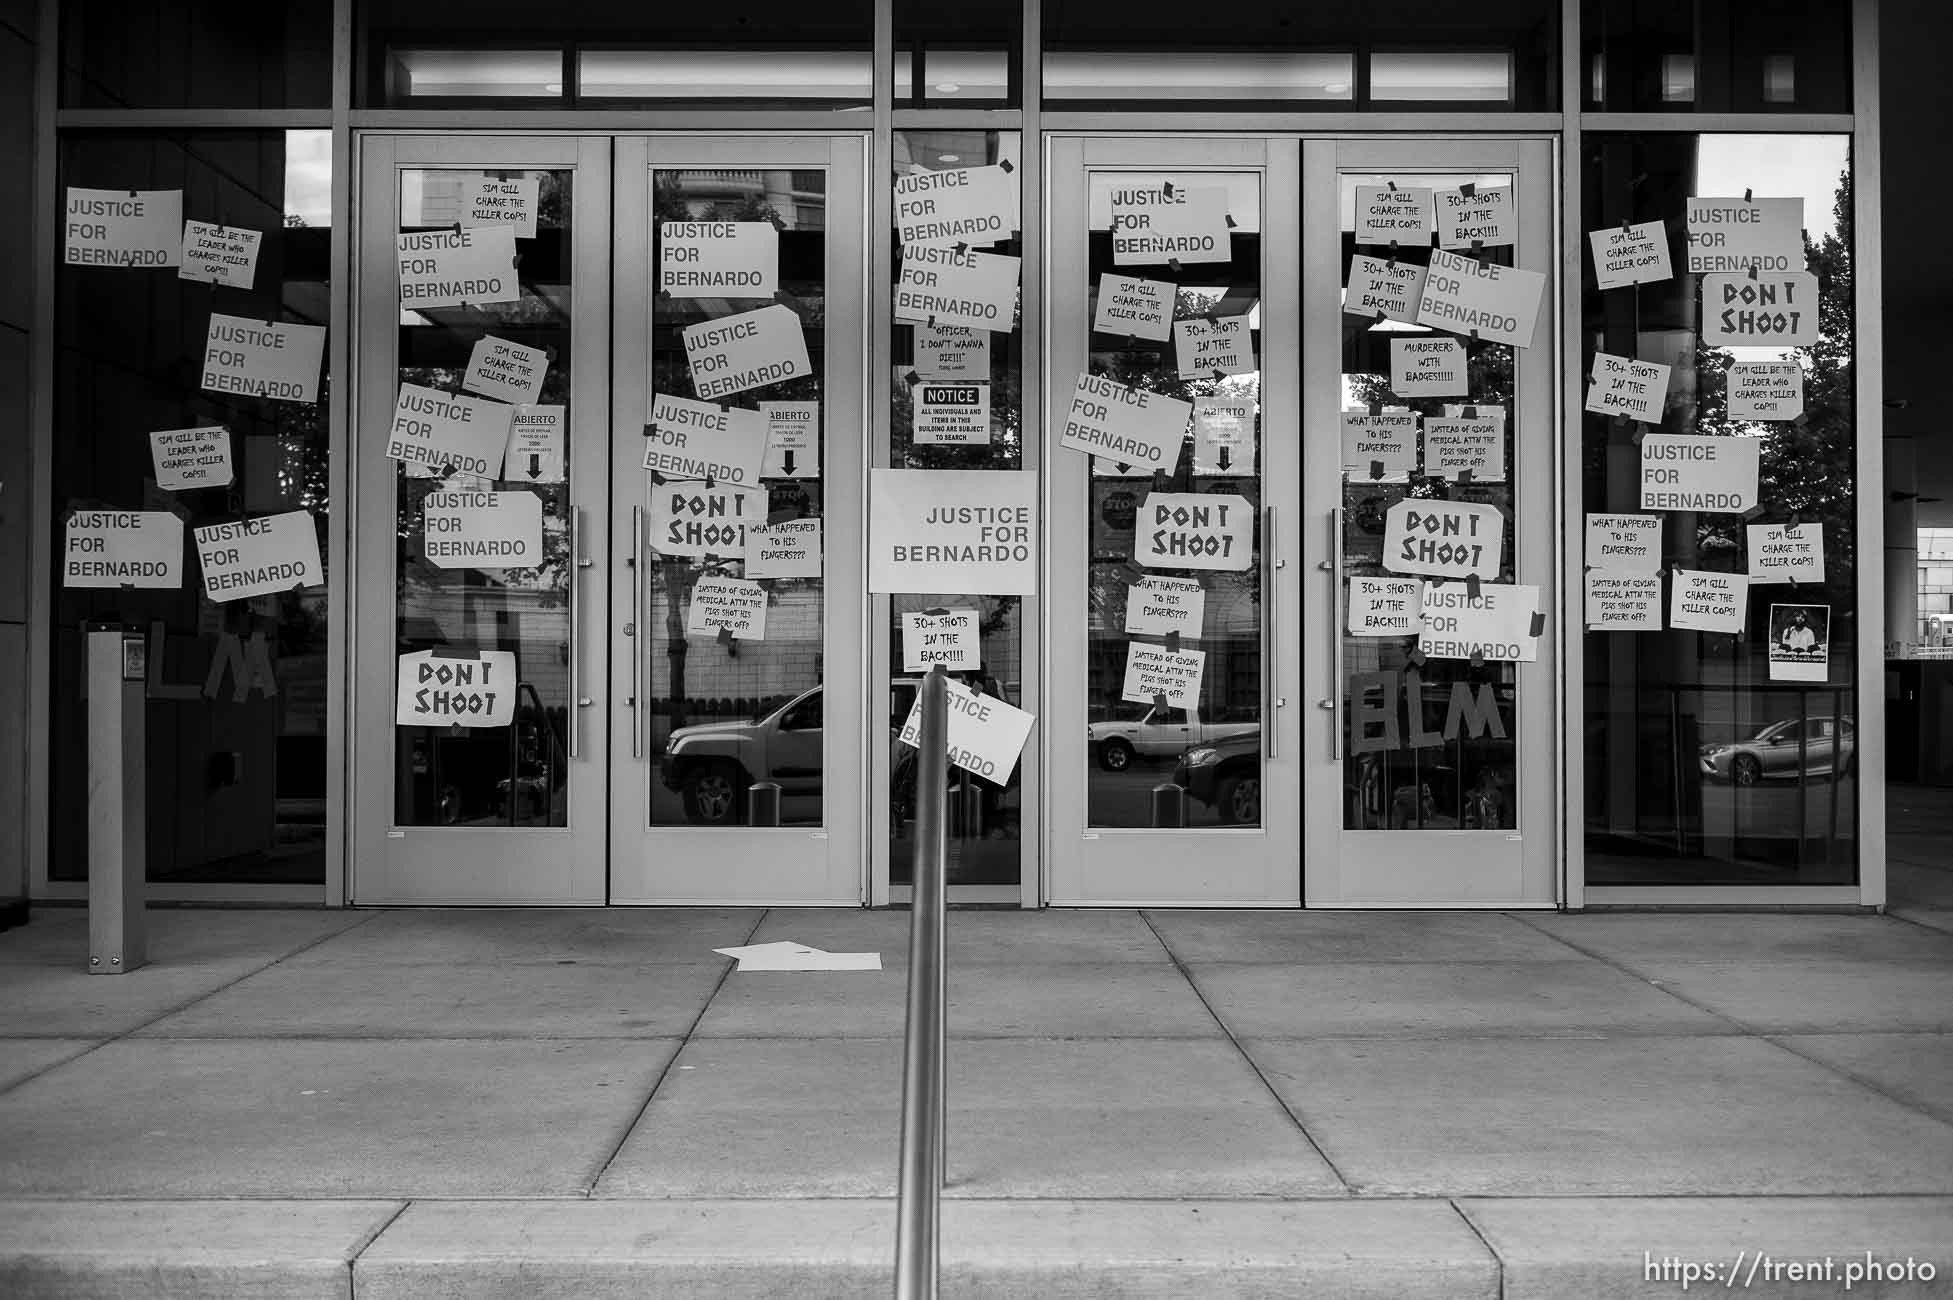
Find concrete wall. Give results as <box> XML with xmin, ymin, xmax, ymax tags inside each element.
<box><xmin>0</xmin><ymin>0</ymin><xmax>36</xmax><ymax>919</ymax></box>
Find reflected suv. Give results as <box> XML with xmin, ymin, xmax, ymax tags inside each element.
<box><xmin>1699</xmin><ymin>716</ymin><xmax>1856</xmax><ymax>786</ymax></box>
<box><xmin>1172</xmin><ymin>731</ymin><xmax>1262</xmax><ymax>824</ymax></box>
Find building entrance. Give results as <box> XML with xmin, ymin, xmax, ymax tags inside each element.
<box><xmin>346</xmin><ymin>131</ymin><xmax>1557</xmax><ymax>908</ymax></box>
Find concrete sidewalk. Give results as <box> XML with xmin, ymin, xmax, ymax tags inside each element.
<box><xmin>2</xmin><ymin>902</ymin><xmax>1951</xmax><ymax>1297</ymax></box>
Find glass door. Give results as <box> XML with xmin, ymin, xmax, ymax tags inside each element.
<box><xmin>351</xmin><ymin>136</ymin><xmax>610</xmax><ymax>903</ymax></box>
<box><xmin>608</xmin><ymin>136</ymin><xmax>868</xmax><ymax>904</ymax></box>
<box><xmin>1301</xmin><ymin>138</ymin><xmax>1559</xmax><ymax>907</ymax></box>
<box><xmin>1045</xmin><ymin>136</ymin><xmax>1303</xmax><ymax>905</ymax></box>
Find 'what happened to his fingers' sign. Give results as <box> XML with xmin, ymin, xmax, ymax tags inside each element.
<box><xmin>1134</xmin><ymin>492</ymin><xmax>1254</xmax><ymax>572</ymax></box>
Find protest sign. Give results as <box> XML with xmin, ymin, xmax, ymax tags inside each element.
<box><xmin>1341</xmin><ymin>410</ymin><xmax>1419</xmax><ymax>480</ymax></box>
<box><xmin>1420</xmin><ymin>580</ymin><xmax>1540</xmax><ymax>662</ymax></box>
<box><xmin>195</xmin><ymin>510</ymin><xmax>321</xmax><ymax>602</ymax></box>
<box><xmin>1747</xmin><ymin>522</ymin><xmax>1824</xmax><ymax>584</ymax></box>
<box><xmin>1640</xmin><ymin>434</ymin><xmax>1760</xmax><ymax>513</ymax></box>
<box><xmin>1727</xmin><ymin>361</ymin><xmax>1805</xmax><ymax>421</ymax></box>
<box><xmin>1768</xmin><ymin>603</ymin><xmax>1829</xmax><ymax>681</ymax></box>
<box><xmin>913</xmin><ymin>323</ymin><xmax>990</xmax><ymax>378</ymax></box>
<box><xmin>1353</xmin><ymin>185</ymin><xmax>1432</xmax><ymax>246</ymax></box>
<box><xmin>760</xmin><ymin>401</ymin><xmax>819</xmax><ymax>478</ymax></box>
<box><xmin>1125</xmin><ymin>575</ymin><xmax>1206</xmax><ymax>637</ymax></box>
<box><xmin>1701</xmin><ymin>272</ymin><xmax>1819</xmax><ymax>347</ymax></box>
<box><xmin>1685</xmin><ymin>197</ymin><xmax>1803</xmax><ymax>273</ymax></box>
<box><xmin>1391</xmin><ymin>337</ymin><xmax>1467</xmax><ymax>397</ymax></box>
<box><xmin>744</xmin><ymin>518</ymin><xmax>822</xmax><ymax>580</ymax></box>
<box><xmin>868</xmin><ymin>469</ymin><xmax>1037</xmax><ymax>595</ymax></box>
<box><xmin>463</xmin><ymin>174</ymin><xmax>538</xmax><ymax>238</ymax></box>
<box><xmin>1585</xmin><ymin>572</ymin><xmax>1663</xmax><ymax>631</ymax></box>
<box><xmin>463</xmin><ymin>335</ymin><xmax>549</xmax><ymax>404</ymax></box>
<box><xmin>1436</xmin><ymin>185</ymin><xmax>1512</xmax><ymax>249</ymax></box>
<box><xmin>63</xmin><ymin>510</ymin><xmax>183</xmax><ymax>588</ymax></box>
<box><xmin>644</xmin><ymin>393</ymin><xmax>768</xmax><ymax>485</ymax></box>
<box><xmin>1348</xmin><ymin>577</ymin><xmax>1423</xmax><ymax>637</ymax></box>
<box><xmin>386</xmin><ymin>383</ymin><xmax>513</xmax><ymax>478</ymax></box>
<box><xmin>422</xmin><ymin>490</ymin><xmax>543</xmax><ymax>570</ymax></box>
<box><xmin>1670</xmin><ymin>569</ymin><xmax>1749</xmax><ymax>632</ymax></box>
<box><xmin>1422</xmin><ymin>413</ymin><xmax>1505</xmax><ymax>482</ymax></box>
<box><xmin>903</xmin><ymin>609</ymin><xmax>981</xmax><ymax>672</ymax></box>
<box><xmin>1134</xmin><ymin>492</ymin><xmax>1253</xmax><ymax>572</ymax></box>
<box><xmin>647</xmin><ymin>481</ymin><xmax>767</xmax><ymax>559</ymax></box>
<box><xmin>687</xmin><ymin>576</ymin><xmax>768</xmax><ymax>641</ymax></box>
<box><xmin>1381</xmin><ymin>498</ymin><xmax>1503</xmax><ymax>580</ymax></box>
<box><xmin>895</xmin><ymin>246</ymin><xmax>1021</xmax><ymax>332</ymax></box>
<box><xmin>149</xmin><ymin>426</ymin><xmax>233</xmax><ymax>491</ymax></box>
<box><xmin>202</xmin><ymin>314</ymin><xmax>326</xmax><ymax>404</ymax></box>
<box><xmin>1585</xmin><ymin>352</ymin><xmax>1671</xmax><ymax>424</ymax></box>
<box><xmin>397</xmin><ymin>227</ymin><xmax>518</xmax><ymax>309</ymax></box>
<box><xmin>660</xmin><ymin>221</ymin><xmax>778</xmax><ymax>297</ymax></box>
<box><xmin>395</xmin><ymin>650</ymin><xmax>517</xmax><ymax>728</ymax></box>
<box><xmin>1122</xmin><ymin>641</ymin><xmax>1206</xmax><ymax>708</ymax></box>
<box><xmin>1588</xmin><ymin>221</ymin><xmax>1673</xmax><ymax>289</ymax></box>
<box><xmin>1173</xmin><ymin>315</ymin><xmax>1254</xmax><ymax>377</ymax></box>
<box><xmin>1093</xmin><ymin>274</ymin><xmax>1175</xmax><ymax>341</ymax></box>
<box><xmin>898</xmin><ymin>677</ymin><xmax>1036</xmax><ymax>785</ymax></box>
<box><xmin>179</xmin><ymin>221</ymin><xmax>261</xmax><ymax>288</ymax></box>
<box><xmin>1415</xmin><ymin>248</ymin><xmax>1545</xmax><ymax>348</ymax></box>
<box><xmin>65</xmin><ymin>188</ymin><xmax>181</xmax><ymax>267</ymax></box>
<box><xmin>684</xmin><ymin>304</ymin><xmax>811</xmax><ymax>401</ymax></box>
<box><xmin>893</xmin><ymin>163</ymin><xmax>1016</xmax><ymax>247</ymax></box>
<box><xmin>1058</xmin><ymin>371</ymin><xmax>1191</xmax><ymax>473</ymax></box>
<box><xmin>1584</xmin><ymin>514</ymin><xmax>1662</xmax><ymax>572</ymax></box>
<box><xmin>1345</xmin><ymin>254</ymin><xmax>1427</xmax><ymax>325</ymax></box>
<box><xmin>1109</xmin><ymin>184</ymin><xmax>1232</xmax><ymax>266</ymax></box>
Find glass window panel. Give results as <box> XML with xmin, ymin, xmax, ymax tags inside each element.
<box><xmin>648</xmin><ymin>168</ymin><xmax>828</xmax><ymax>828</ymax></box>
<box><xmin>1082</xmin><ymin>170</ymin><xmax>1264</xmax><ymax>830</ymax></box>
<box><xmin>393</xmin><ymin>167</ymin><xmax>572</xmax><ymax>828</ymax></box>
<box><xmin>61</xmin><ymin>0</ymin><xmax>332</xmax><ymax>109</ymax></box>
<box><xmin>1581</xmin><ymin>134</ymin><xmax>1857</xmax><ymax>886</ymax></box>
<box><xmin>579</xmin><ymin>50</ymin><xmax>872</xmax><ymax>106</ymax></box>
<box><xmin>385</xmin><ymin>49</ymin><xmax>565</xmax><ymax>101</ymax></box>
<box><xmin>896</xmin><ymin>0</ymin><xmax>1019</xmax><ymax>105</ymax></box>
<box><xmin>1370</xmin><ymin>51</ymin><xmax>1514</xmax><ymax>103</ymax></box>
<box><xmin>51</xmin><ymin>131</ymin><xmax>332</xmax><ymax>883</ymax></box>
<box><xmin>1583</xmin><ymin>0</ymin><xmax>1850</xmax><ymax>112</ymax></box>
<box><xmin>889</xmin><ymin>131</ymin><xmax>1026</xmax><ymax>883</ymax></box>
<box><xmin>1337</xmin><ymin>170</ymin><xmax>1520</xmax><ymax>832</ymax></box>
<box><xmin>1045</xmin><ymin>51</ymin><xmax>1354</xmax><ymax>102</ymax></box>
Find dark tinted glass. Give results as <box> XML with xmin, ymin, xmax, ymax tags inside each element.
<box><xmin>61</xmin><ymin>0</ymin><xmax>332</xmax><ymax>109</ymax></box>
<box><xmin>1583</xmin><ymin>0</ymin><xmax>1852</xmax><ymax>113</ymax></box>
<box><xmin>51</xmin><ymin>132</ymin><xmax>332</xmax><ymax>884</ymax></box>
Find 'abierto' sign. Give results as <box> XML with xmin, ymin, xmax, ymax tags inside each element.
<box><xmin>463</xmin><ymin>335</ymin><xmax>549</xmax><ymax>405</ymax></box>
<box><xmin>395</xmin><ymin>650</ymin><xmax>517</xmax><ymax>728</ymax></box>
<box><xmin>893</xmin><ymin>163</ymin><xmax>1017</xmax><ymax>248</ymax></box>
<box><xmin>1420</xmin><ymin>581</ymin><xmax>1540</xmax><ymax>663</ymax></box>
<box><xmin>1109</xmin><ymin>185</ymin><xmax>1232</xmax><ymax>266</ymax></box>
<box><xmin>1415</xmin><ymin>248</ymin><xmax>1545</xmax><ymax>349</ymax></box>
<box><xmin>1059</xmin><ymin>372</ymin><xmax>1190</xmax><ymax>472</ymax></box>
<box><xmin>1391</xmin><ymin>338</ymin><xmax>1467</xmax><ymax>397</ymax></box>
<box><xmin>1685</xmin><ymin>197</ymin><xmax>1803</xmax><ymax>274</ymax></box>
<box><xmin>895</xmin><ymin>246</ymin><xmax>1021</xmax><ymax>333</ymax></box>
<box><xmin>648</xmin><ymin>481</ymin><xmax>767</xmax><ymax>559</ymax></box>
<box><xmin>1727</xmin><ymin>362</ymin><xmax>1805</xmax><ymax>422</ymax></box>
<box><xmin>1125</xmin><ymin>576</ymin><xmax>1205</xmax><ymax>637</ymax></box>
<box><xmin>1640</xmin><ymin>434</ymin><xmax>1760</xmax><ymax>514</ymax></box>
<box><xmin>179</xmin><ymin>221</ymin><xmax>262</xmax><ymax>288</ymax></box>
<box><xmin>463</xmin><ymin>174</ymin><xmax>538</xmax><ymax>238</ymax></box>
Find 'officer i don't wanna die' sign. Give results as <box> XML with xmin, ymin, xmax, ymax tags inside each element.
<box><xmin>868</xmin><ymin>469</ymin><xmax>1038</xmax><ymax>596</ymax></box>
<box><xmin>194</xmin><ymin>510</ymin><xmax>322</xmax><ymax>603</ymax></box>
<box><xmin>395</xmin><ymin>650</ymin><xmax>518</xmax><ymax>728</ymax></box>
<box><xmin>659</xmin><ymin>222</ymin><xmax>779</xmax><ymax>298</ymax></box>
<box><xmin>1134</xmin><ymin>492</ymin><xmax>1254</xmax><ymax>572</ymax></box>
<box><xmin>64</xmin><ymin>511</ymin><xmax>184</xmax><ymax>589</ymax></box>
<box><xmin>397</xmin><ymin>227</ymin><xmax>519</xmax><ymax>310</ymax></box>
<box><xmin>202</xmin><ymin>315</ymin><xmax>327</xmax><ymax>404</ymax></box>
<box><xmin>683</xmin><ymin>304</ymin><xmax>812</xmax><ymax>401</ymax></box>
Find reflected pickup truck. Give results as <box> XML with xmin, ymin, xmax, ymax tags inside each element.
<box><xmin>662</xmin><ymin>685</ymin><xmax>827</xmax><ymax>825</ymax></box>
<box><xmin>1086</xmin><ymin>703</ymin><xmax>1259</xmax><ymax>772</ymax></box>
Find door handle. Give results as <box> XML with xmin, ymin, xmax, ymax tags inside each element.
<box><xmin>1264</xmin><ymin>505</ymin><xmax>1280</xmax><ymax>763</ymax></box>
<box><xmin>567</xmin><ymin>507</ymin><xmax>592</xmax><ymax>758</ymax></box>
<box><xmin>1318</xmin><ymin>506</ymin><xmax>1343</xmax><ymax>762</ymax></box>
<box><xmin>630</xmin><ymin>504</ymin><xmax>644</xmax><ymax>760</ymax></box>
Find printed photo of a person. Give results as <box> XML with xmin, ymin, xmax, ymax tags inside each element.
<box><xmin>1775</xmin><ymin>605</ymin><xmax>1825</xmax><ymax>655</ymax></box>
<box><xmin>1767</xmin><ymin>603</ymin><xmax>1830</xmax><ymax>682</ymax></box>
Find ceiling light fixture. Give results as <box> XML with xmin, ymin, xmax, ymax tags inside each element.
<box><xmin>935</xmin><ymin>82</ymin><xmax>961</xmax><ymax>93</ymax></box>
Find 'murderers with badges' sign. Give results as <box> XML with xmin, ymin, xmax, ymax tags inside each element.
<box><xmin>868</xmin><ymin>468</ymin><xmax>1038</xmax><ymax>596</ymax></box>
<box><xmin>1640</xmin><ymin>434</ymin><xmax>1760</xmax><ymax>513</ymax></box>
<box><xmin>202</xmin><ymin>314</ymin><xmax>327</xmax><ymax>404</ymax></box>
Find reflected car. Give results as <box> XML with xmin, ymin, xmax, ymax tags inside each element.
<box><xmin>1699</xmin><ymin>716</ymin><xmax>1856</xmax><ymax>786</ymax></box>
<box><xmin>1086</xmin><ymin>702</ymin><xmax>1259</xmax><ymax>771</ymax></box>
<box><xmin>1172</xmin><ymin>731</ymin><xmax>1261</xmax><ymax>825</ymax></box>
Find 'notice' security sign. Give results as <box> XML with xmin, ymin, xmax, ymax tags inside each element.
<box><xmin>395</xmin><ymin>650</ymin><xmax>517</xmax><ymax>728</ymax></box>
<box><xmin>868</xmin><ymin>469</ymin><xmax>1037</xmax><ymax>596</ymax></box>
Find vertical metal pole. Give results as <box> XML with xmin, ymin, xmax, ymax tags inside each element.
<box><xmin>895</xmin><ymin>666</ymin><xmax>947</xmax><ymax>1299</ymax></box>
<box><xmin>86</xmin><ymin>626</ymin><xmax>145</xmax><ymax>974</ymax></box>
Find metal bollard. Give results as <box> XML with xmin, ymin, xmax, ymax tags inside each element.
<box><xmin>895</xmin><ymin>666</ymin><xmax>948</xmax><ymax>1300</ymax></box>
<box><xmin>85</xmin><ymin>624</ymin><xmax>147</xmax><ymax>974</ymax></box>
<box><xmin>1151</xmin><ymin>782</ymin><xmax>1187</xmax><ymax>828</ymax></box>
<box><xmin>747</xmin><ymin>781</ymin><xmax>781</xmax><ymax>827</ymax></box>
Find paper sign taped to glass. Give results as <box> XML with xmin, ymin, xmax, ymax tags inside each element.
<box><xmin>65</xmin><ymin>188</ymin><xmax>182</xmax><ymax>267</ymax></box>
<box><xmin>660</xmin><ymin>221</ymin><xmax>778</xmax><ymax>298</ymax></box>
<box><xmin>504</xmin><ymin>405</ymin><xmax>565</xmax><ymax>483</ymax></box>
<box><xmin>903</xmin><ymin>610</ymin><xmax>980</xmax><ymax>672</ymax></box>
<box><xmin>913</xmin><ymin>323</ymin><xmax>991</xmax><ymax>378</ymax></box>
<box><xmin>1768</xmin><ymin>603</ymin><xmax>1829</xmax><ymax>681</ymax></box>
<box><xmin>63</xmin><ymin>510</ymin><xmax>184</xmax><ymax>589</ymax></box>
<box><xmin>1093</xmin><ymin>274</ymin><xmax>1175</xmax><ymax>341</ymax></box>
<box><xmin>1125</xmin><ymin>576</ymin><xmax>1205</xmax><ymax>637</ymax></box>
<box><xmin>914</xmin><ymin>381</ymin><xmax>992</xmax><ymax>445</ymax></box>
<box><xmin>1435</xmin><ymin>185</ymin><xmax>1512</xmax><ymax>250</ymax></box>
<box><xmin>1122</xmin><ymin>641</ymin><xmax>1206</xmax><ymax>707</ymax></box>
<box><xmin>1584</xmin><ymin>513</ymin><xmax>1662</xmax><ymax>572</ymax></box>
<box><xmin>1193</xmin><ymin>396</ymin><xmax>1255</xmax><ymax>476</ymax></box>
<box><xmin>687</xmin><ymin>575</ymin><xmax>768</xmax><ymax>641</ymax></box>
<box><xmin>202</xmin><ymin>314</ymin><xmax>327</xmax><ymax>405</ymax></box>
<box><xmin>395</xmin><ymin>649</ymin><xmax>518</xmax><ymax>728</ymax></box>
<box><xmin>1422</xmin><ymin>415</ymin><xmax>1505</xmax><ymax>482</ymax></box>
<box><xmin>1685</xmin><ymin>196</ymin><xmax>1804</xmax><ymax>274</ymax></box>
<box><xmin>898</xmin><ymin>678</ymin><xmax>1036</xmax><ymax>786</ymax></box>
<box><xmin>644</xmin><ymin>393</ymin><xmax>769</xmax><ymax>485</ymax></box>
<box><xmin>464</xmin><ymin>174</ymin><xmax>539</xmax><ymax>239</ymax></box>
<box><xmin>1381</xmin><ymin>498</ymin><xmax>1503</xmax><ymax>580</ymax></box>
<box><xmin>1415</xmin><ymin>248</ymin><xmax>1545</xmax><ymax>348</ymax></box>
<box><xmin>1345</xmin><ymin>254</ymin><xmax>1427</xmax><ymax>325</ymax></box>
<box><xmin>397</xmin><ymin>227</ymin><xmax>519</xmax><ymax>309</ymax></box>
<box><xmin>867</xmin><ymin>468</ymin><xmax>1038</xmax><ymax>595</ymax></box>
<box><xmin>422</xmin><ymin>490</ymin><xmax>543</xmax><ymax>571</ymax></box>
<box><xmin>1341</xmin><ymin>410</ymin><xmax>1419</xmax><ymax>480</ymax></box>
<box><xmin>760</xmin><ymin>401</ymin><xmax>819</xmax><ymax>479</ymax></box>
<box><xmin>1700</xmin><ymin>272</ymin><xmax>1820</xmax><ymax>347</ymax></box>
<box><xmin>648</xmin><ymin>481</ymin><xmax>767</xmax><ymax>559</ymax></box>
<box><xmin>149</xmin><ymin>426</ymin><xmax>233</xmax><ymax>491</ymax></box>
<box><xmin>1747</xmin><ymin>522</ymin><xmax>1823</xmax><ymax>584</ymax></box>
<box><xmin>1059</xmin><ymin>371</ymin><xmax>1191</xmax><ymax>473</ymax></box>
<box><xmin>1390</xmin><ymin>337</ymin><xmax>1467</xmax><ymax>397</ymax></box>
<box><xmin>387</xmin><ymin>383</ymin><xmax>515</xmax><ymax>478</ymax></box>
<box><xmin>683</xmin><ymin>304</ymin><xmax>812</xmax><ymax>401</ymax></box>
<box><xmin>1727</xmin><ymin>361</ymin><xmax>1805</xmax><ymax>422</ymax></box>
<box><xmin>1420</xmin><ymin>581</ymin><xmax>1540</xmax><ymax>662</ymax></box>
<box><xmin>1134</xmin><ymin>492</ymin><xmax>1254</xmax><ymax>572</ymax></box>
<box><xmin>194</xmin><ymin>510</ymin><xmax>322</xmax><ymax>603</ymax></box>
<box><xmin>894</xmin><ymin>246</ymin><xmax>1022</xmax><ymax>333</ymax></box>
<box><xmin>893</xmin><ymin>163</ymin><xmax>1018</xmax><ymax>248</ymax></box>
<box><xmin>1173</xmin><ymin>315</ymin><xmax>1254</xmax><ymax>378</ymax></box>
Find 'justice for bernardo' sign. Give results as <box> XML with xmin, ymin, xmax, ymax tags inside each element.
<box><xmin>195</xmin><ymin>510</ymin><xmax>321</xmax><ymax>602</ymax></box>
<box><xmin>868</xmin><ymin>468</ymin><xmax>1038</xmax><ymax>595</ymax></box>
<box><xmin>898</xmin><ymin>678</ymin><xmax>1037</xmax><ymax>786</ymax></box>
<box><xmin>64</xmin><ymin>510</ymin><xmax>184</xmax><ymax>588</ymax></box>
<box><xmin>684</xmin><ymin>304</ymin><xmax>811</xmax><ymax>401</ymax></box>
<box><xmin>644</xmin><ymin>393</ymin><xmax>768</xmax><ymax>485</ymax></box>
<box><xmin>1134</xmin><ymin>492</ymin><xmax>1254</xmax><ymax>572</ymax></box>
<box><xmin>894</xmin><ymin>246</ymin><xmax>1022</xmax><ymax>333</ymax></box>
<box><xmin>1640</xmin><ymin>434</ymin><xmax>1760</xmax><ymax>513</ymax></box>
<box><xmin>1420</xmin><ymin>581</ymin><xmax>1541</xmax><ymax>663</ymax></box>
<box><xmin>1059</xmin><ymin>372</ymin><xmax>1191</xmax><ymax>472</ymax></box>
<box><xmin>65</xmin><ymin>188</ymin><xmax>182</xmax><ymax>266</ymax></box>
<box><xmin>1382</xmin><ymin>498</ymin><xmax>1504</xmax><ymax>580</ymax></box>
<box><xmin>505</xmin><ymin>405</ymin><xmax>565</xmax><ymax>482</ymax></box>
<box><xmin>397</xmin><ymin>227</ymin><xmax>518</xmax><ymax>310</ymax></box>
<box><xmin>1109</xmin><ymin>184</ymin><xmax>1233</xmax><ymax>266</ymax></box>
<box><xmin>1415</xmin><ymin>248</ymin><xmax>1546</xmax><ymax>349</ymax></box>
<box><xmin>659</xmin><ymin>221</ymin><xmax>779</xmax><ymax>298</ymax></box>
<box><xmin>1685</xmin><ymin>197</ymin><xmax>1804</xmax><ymax>273</ymax></box>
<box><xmin>1699</xmin><ymin>272</ymin><xmax>1820</xmax><ymax>347</ymax></box>
<box><xmin>395</xmin><ymin>650</ymin><xmax>517</xmax><ymax>728</ymax></box>
<box><xmin>422</xmin><ymin>490</ymin><xmax>543</xmax><ymax>570</ymax></box>
<box><xmin>760</xmin><ymin>401</ymin><xmax>819</xmax><ymax>478</ymax></box>
<box><xmin>387</xmin><ymin>384</ymin><xmax>514</xmax><ymax>477</ymax></box>
<box><xmin>202</xmin><ymin>314</ymin><xmax>326</xmax><ymax>404</ymax></box>
<box><xmin>893</xmin><ymin>163</ymin><xmax>1017</xmax><ymax>248</ymax></box>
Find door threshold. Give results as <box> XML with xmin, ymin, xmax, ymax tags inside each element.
<box><xmin>886</xmin><ymin>884</ymin><xmax>1027</xmax><ymax>908</ymax></box>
